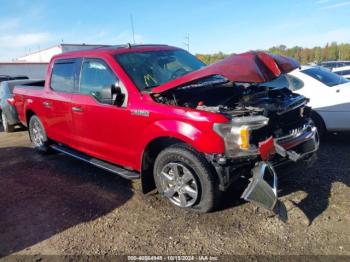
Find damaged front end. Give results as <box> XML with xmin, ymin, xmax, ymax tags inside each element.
<box><xmin>209</xmin><ymin>109</ymin><xmax>319</xmax><ymax>219</ymax></box>
<box><xmin>151</xmin><ymin>52</ymin><xmax>319</xmax><ymax>219</ymax></box>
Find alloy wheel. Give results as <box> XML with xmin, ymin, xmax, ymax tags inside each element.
<box><xmin>31</xmin><ymin>119</ymin><xmax>45</xmax><ymax>147</ymax></box>
<box><xmin>158</xmin><ymin>162</ymin><xmax>199</xmax><ymax>208</ymax></box>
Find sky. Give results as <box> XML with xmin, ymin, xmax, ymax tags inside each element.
<box><xmin>0</xmin><ymin>0</ymin><xmax>349</xmax><ymax>60</ymax></box>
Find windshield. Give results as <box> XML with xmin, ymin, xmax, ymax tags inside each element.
<box><xmin>115</xmin><ymin>50</ymin><xmax>205</xmax><ymax>90</ymax></box>
<box><xmin>301</xmin><ymin>67</ymin><xmax>349</xmax><ymax>87</ymax></box>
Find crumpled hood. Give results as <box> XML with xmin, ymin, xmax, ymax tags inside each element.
<box><xmin>151</xmin><ymin>51</ymin><xmax>300</xmax><ymax>93</ymax></box>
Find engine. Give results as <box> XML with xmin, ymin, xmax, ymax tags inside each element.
<box><xmin>153</xmin><ymin>79</ymin><xmax>312</xmax><ymax>142</ymax></box>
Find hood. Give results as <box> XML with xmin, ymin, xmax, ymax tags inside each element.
<box><xmin>151</xmin><ymin>51</ymin><xmax>300</xmax><ymax>93</ymax></box>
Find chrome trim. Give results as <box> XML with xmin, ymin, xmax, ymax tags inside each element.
<box><xmin>274</xmin><ymin>124</ymin><xmax>311</xmax><ymax>144</ymax></box>
<box><xmin>71</xmin><ymin>106</ymin><xmax>83</xmax><ymax>112</ymax></box>
<box><xmin>274</xmin><ymin>126</ymin><xmax>319</xmax><ymax>162</ymax></box>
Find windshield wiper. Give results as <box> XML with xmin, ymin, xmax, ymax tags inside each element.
<box><xmin>144</xmin><ymin>84</ymin><xmax>159</xmax><ymax>90</ymax></box>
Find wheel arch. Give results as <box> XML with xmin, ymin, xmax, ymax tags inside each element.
<box><xmin>26</xmin><ymin>109</ymin><xmax>36</xmax><ymax>125</ymax></box>
<box><xmin>140</xmin><ymin>136</ymin><xmax>187</xmax><ymax>194</ymax></box>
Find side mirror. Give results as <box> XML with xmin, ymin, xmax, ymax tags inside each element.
<box><xmin>111</xmin><ymin>80</ymin><xmax>125</xmax><ymax>106</ymax></box>
<box><xmin>98</xmin><ymin>80</ymin><xmax>125</xmax><ymax>106</ymax></box>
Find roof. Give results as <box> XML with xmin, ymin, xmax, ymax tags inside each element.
<box><xmin>52</xmin><ymin>44</ymin><xmax>179</xmax><ymax>60</ymax></box>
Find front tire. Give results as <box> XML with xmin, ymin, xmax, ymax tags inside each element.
<box><xmin>153</xmin><ymin>144</ymin><xmax>221</xmax><ymax>213</ymax></box>
<box><xmin>2</xmin><ymin>112</ymin><xmax>15</xmax><ymax>132</ymax></box>
<box><xmin>28</xmin><ymin>115</ymin><xmax>50</xmax><ymax>153</ymax></box>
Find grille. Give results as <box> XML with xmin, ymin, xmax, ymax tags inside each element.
<box><xmin>250</xmin><ymin>106</ymin><xmax>310</xmax><ymax>144</ymax></box>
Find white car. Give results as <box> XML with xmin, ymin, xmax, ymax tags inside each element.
<box><xmin>332</xmin><ymin>65</ymin><xmax>350</xmax><ymax>80</ymax></box>
<box><xmin>264</xmin><ymin>66</ymin><xmax>350</xmax><ymax>134</ymax></box>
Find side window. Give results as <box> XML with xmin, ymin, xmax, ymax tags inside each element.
<box><xmin>51</xmin><ymin>59</ymin><xmax>77</xmax><ymax>92</ymax></box>
<box><xmin>287</xmin><ymin>75</ymin><xmax>304</xmax><ymax>91</ymax></box>
<box><xmin>79</xmin><ymin>59</ymin><xmax>117</xmax><ymax>104</ymax></box>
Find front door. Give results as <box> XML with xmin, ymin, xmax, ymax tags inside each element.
<box><xmin>71</xmin><ymin>58</ymin><xmax>135</xmax><ymax>168</ymax></box>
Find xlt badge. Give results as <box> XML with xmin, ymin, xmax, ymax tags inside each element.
<box><xmin>131</xmin><ymin>110</ymin><xmax>150</xmax><ymax>117</ymax></box>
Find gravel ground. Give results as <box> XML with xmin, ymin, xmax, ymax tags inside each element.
<box><xmin>0</xmin><ymin>126</ymin><xmax>349</xmax><ymax>257</ymax></box>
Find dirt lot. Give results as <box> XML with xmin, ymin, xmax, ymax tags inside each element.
<box><xmin>0</xmin><ymin>126</ymin><xmax>349</xmax><ymax>257</ymax></box>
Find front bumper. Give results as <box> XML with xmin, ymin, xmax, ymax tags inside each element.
<box><xmin>241</xmin><ymin>161</ymin><xmax>278</xmax><ymax>210</ymax></box>
<box><xmin>209</xmin><ymin>124</ymin><xmax>319</xmax><ymax>220</ymax></box>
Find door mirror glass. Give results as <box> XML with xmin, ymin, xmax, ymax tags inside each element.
<box><xmin>112</xmin><ymin>80</ymin><xmax>126</xmax><ymax>106</ymax></box>
<box><xmin>98</xmin><ymin>81</ymin><xmax>125</xmax><ymax>106</ymax></box>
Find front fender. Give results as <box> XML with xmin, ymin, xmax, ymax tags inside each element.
<box><xmin>136</xmin><ymin>119</ymin><xmax>225</xmax><ymax>165</ymax></box>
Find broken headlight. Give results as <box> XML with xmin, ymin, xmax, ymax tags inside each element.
<box><xmin>213</xmin><ymin>115</ymin><xmax>269</xmax><ymax>157</ymax></box>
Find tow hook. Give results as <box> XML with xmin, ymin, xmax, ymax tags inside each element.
<box><xmin>241</xmin><ymin>161</ymin><xmax>287</xmax><ymax>221</ymax></box>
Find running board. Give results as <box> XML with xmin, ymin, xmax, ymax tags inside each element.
<box><xmin>50</xmin><ymin>144</ymin><xmax>140</xmax><ymax>180</ymax></box>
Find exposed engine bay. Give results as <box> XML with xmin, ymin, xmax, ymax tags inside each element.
<box><xmin>153</xmin><ymin>76</ymin><xmax>311</xmax><ymax>142</ymax></box>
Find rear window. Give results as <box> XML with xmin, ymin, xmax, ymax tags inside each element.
<box><xmin>262</xmin><ymin>75</ymin><xmax>289</xmax><ymax>89</ymax></box>
<box><xmin>301</xmin><ymin>67</ymin><xmax>348</xmax><ymax>87</ymax></box>
<box><xmin>51</xmin><ymin>59</ymin><xmax>78</xmax><ymax>92</ymax></box>
<box><xmin>260</xmin><ymin>74</ymin><xmax>304</xmax><ymax>91</ymax></box>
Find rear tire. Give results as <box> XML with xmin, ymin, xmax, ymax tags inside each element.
<box><xmin>2</xmin><ymin>112</ymin><xmax>15</xmax><ymax>133</ymax></box>
<box><xmin>28</xmin><ymin>115</ymin><xmax>50</xmax><ymax>153</ymax></box>
<box><xmin>153</xmin><ymin>144</ymin><xmax>221</xmax><ymax>213</ymax></box>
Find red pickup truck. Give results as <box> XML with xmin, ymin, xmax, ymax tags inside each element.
<box><xmin>13</xmin><ymin>44</ymin><xmax>319</xmax><ymax>215</ymax></box>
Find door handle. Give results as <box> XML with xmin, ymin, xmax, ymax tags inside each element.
<box><xmin>72</xmin><ymin>106</ymin><xmax>83</xmax><ymax>112</ymax></box>
<box><xmin>336</xmin><ymin>89</ymin><xmax>340</xmax><ymax>93</ymax></box>
<box><xmin>42</xmin><ymin>101</ymin><xmax>52</xmax><ymax>108</ymax></box>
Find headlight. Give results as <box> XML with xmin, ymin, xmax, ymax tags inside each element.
<box><xmin>214</xmin><ymin>116</ymin><xmax>269</xmax><ymax>157</ymax></box>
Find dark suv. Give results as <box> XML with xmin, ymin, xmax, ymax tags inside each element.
<box><xmin>0</xmin><ymin>79</ymin><xmax>43</xmax><ymax>132</ymax></box>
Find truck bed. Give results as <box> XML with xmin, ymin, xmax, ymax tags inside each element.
<box><xmin>13</xmin><ymin>80</ymin><xmax>46</xmax><ymax>126</ymax></box>
<box><xmin>15</xmin><ymin>80</ymin><xmax>45</xmax><ymax>90</ymax></box>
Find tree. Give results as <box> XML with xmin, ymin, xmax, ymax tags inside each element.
<box><xmin>195</xmin><ymin>42</ymin><xmax>350</xmax><ymax>65</ymax></box>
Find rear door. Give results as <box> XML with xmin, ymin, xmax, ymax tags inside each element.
<box><xmin>43</xmin><ymin>58</ymin><xmax>81</xmax><ymax>146</ymax></box>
